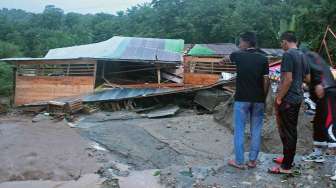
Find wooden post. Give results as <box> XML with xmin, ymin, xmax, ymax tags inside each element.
<box><xmin>319</xmin><ymin>25</ymin><xmax>330</xmax><ymax>53</ymax></box>
<box><xmin>11</xmin><ymin>65</ymin><xmax>17</xmax><ymax>107</ymax></box>
<box><xmin>157</xmin><ymin>67</ymin><xmax>161</xmax><ymax>85</ymax></box>
<box><xmin>323</xmin><ymin>40</ymin><xmax>334</xmax><ymax>66</ymax></box>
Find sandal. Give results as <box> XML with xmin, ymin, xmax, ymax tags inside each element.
<box><xmin>272</xmin><ymin>157</ymin><xmax>283</xmax><ymax>164</ymax></box>
<box><xmin>267</xmin><ymin>166</ymin><xmax>292</xmax><ymax>174</ymax></box>
<box><xmin>228</xmin><ymin>159</ymin><xmax>247</xmax><ymax>170</ymax></box>
<box><xmin>272</xmin><ymin>157</ymin><xmax>295</xmax><ymax>167</ymax></box>
<box><xmin>247</xmin><ymin>161</ymin><xmax>257</xmax><ymax>168</ymax></box>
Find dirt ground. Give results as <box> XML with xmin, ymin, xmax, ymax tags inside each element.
<box><xmin>0</xmin><ymin>107</ymin><xmax>335</xmax><ymax>188</ymax></box>
<box><xmin>0</xmin><ymin>114</ymin><xmax>100</xmax><ymax>182</ymax></box>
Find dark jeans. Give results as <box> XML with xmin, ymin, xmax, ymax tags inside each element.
<box><xmin>313</xmin><ymin>98</ymin><xmax>329</xmax><ymax>146</ymax></box>
<box><xmin>276</xmin><ymin>101</ymin><xmax>301</xmax><ymax>170</ymax></box>
<box><xmin>325</xmin><ymin>89</ymin><xmax>336</xmax><ymax>147</ymax></box>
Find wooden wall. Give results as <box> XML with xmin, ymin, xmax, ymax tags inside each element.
<box><xmin>14</xmin><ymin>59</ymin><xmax>96</xmax><ymax>106</ymax></box>
<box><xmin>15</xmin><ymin>76</ymin><xmax>95</xmax><ymax>105</ymax></box>
<box><xmin>184</xmin><ymin>73</ymin><xmax>220</xmax><ymax>85</ymax></box>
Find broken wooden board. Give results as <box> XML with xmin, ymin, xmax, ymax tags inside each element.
<box><xmin>184</xmin><ymin>73</ymin><xmax>220</xmax><ymax>85</ymax></box>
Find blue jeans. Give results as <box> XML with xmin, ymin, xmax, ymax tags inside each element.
<box><xmin>234</xmin><ymin>101</ymin><xmax>265</xmax><ymax>165</ymax></box>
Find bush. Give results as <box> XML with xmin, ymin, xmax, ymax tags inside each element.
<box><xmin>0</xmin><ymin>62</ymin><xmax>13</xmax><ymax>96</ymax></box>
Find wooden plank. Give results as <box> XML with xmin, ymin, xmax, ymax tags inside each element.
<box><xmin>184</xmin><ymin>56</ymin><xmax>229</xmax><ymax>63</ymax></box>
<box><xmin>15</xmin><ymin>60</ymin><xmax>96</xmax><ymax>65</ymax></box>
<box><xmin>14</xmin><ymin>76</ymin><xmax>95</xmax><ymax>106</ymax></box>
<box><xmin>184</xmin><ymin>73</ymin><xmax>220</xmax><ymax>85</ymax></box>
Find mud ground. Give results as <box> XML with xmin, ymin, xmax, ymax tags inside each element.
<box><xmin>0</xmin><ymin>108</ymin><xmax>335</xmax><ymax>188</ymax></box>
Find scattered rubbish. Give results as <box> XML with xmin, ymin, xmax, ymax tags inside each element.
<box><xmin>179</xmin><ymin>170</ymin><xmax>193</xmax><ymax>177</ymax></box>
<box><xmin>330</xmin><ymin>174</ymin><xmax>336</xmax><ymax>181</ymax></box>
<box><xmin>19</xmin><ymin>105</ymin><xmax>46</xmax><ymax>114</ymax></box>
<box><xmin>82</xmin><ymin>105</ymin><xmax>99</xmax><ymax>114</ymax></box>
<box><xmin>47</xmin><ymin>99</ymin><xmax>83</xmax><ymax>115</ymax></box>
<box><xmin>32</xmin><ymin>113</ymin><xmax>50</xmax><ymax>123</ymax></box>
<box><xmin>65</xmin><ymin>99</ymin><xmax>84</xmax><ymax>114</ymax></box>
<box><xmin>100</xmin><ymin>100</ymin><xmax>135</xmax><ymax>112</ymax></box>
<box><xmin>47</xmin><ymin>101</ymin><xmax>67</xmax><ymax>114</ymax></box>
<box><xmin>153</xmin><ymin>170</ymin><xmax>161</xmax><ymax>176</ymax></box>
<box><xmin>141</xmin><ymin>105</ymin><xmax>180</xmax><ymax>118</ymax></box>
<box><xmin>221</xmin><ymin>72</ymin><xmax>236</xmax><ymax>80</ymax></box>
<box><xmin>241</xmin><ymin>181</ymin><xmax>252</xmax><ymax>186</ymax></box>
<box><xmin>133</xmin><ymin>104</ymin><xmax>161</xmax><ymax>113</ymax></box>
<box><xmin>90</xmin><ymin>142</ymin><xmax>108</xmax><ymax>152</ymax></box>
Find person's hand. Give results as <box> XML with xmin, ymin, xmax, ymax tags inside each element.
<box><xmin>275</xmin><ymin>96</ymin><xmax>282</xmax><ymax>105</ymax></box>
<box><xmin>315</xmin><ymin>84</ymin><xmax>325</xmax><ymax>99</ymax></box>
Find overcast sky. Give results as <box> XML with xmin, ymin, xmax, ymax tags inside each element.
<box><xmin>0</xmin><ymin>0</ymin><xmax>152</xmax><ymax>14</ymax></box>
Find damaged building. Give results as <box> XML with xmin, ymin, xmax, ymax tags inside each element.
<box><xmin>1</xmin><ymin>36</ymin><xmax>186</xmax><ymax>106</ymax></box>
<box><xmin>1</xmin><ymin>36</ymin><xmax>284</xmax><ymax>109</ymax></box>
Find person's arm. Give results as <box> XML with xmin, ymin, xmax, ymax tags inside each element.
<box><xmin>276</xmin><ymin>72</ymin><xmax>293</xmax><ymax>104</ymax></box>
<box><xmin>315</xmin><ymin>84</ymin><xmax>325</xmax><ymax>99</ymax></box>
<box><xmin>229</xmin><ymin>51</ymin><xmax>239</xmax><ymax>64</ymax></box>
<box><xmin>304</xmin><ymin>74</ymin><xmax>311</xmax><ymax>84</ymax></box>
<box><xmin>263</xmin><ymin>59</ymin><xmax>270</xmax><ymax>96</ymax></box>
<box><xmin>264</xmin><ymin>76</ymin><xmax>270</xmax><ymax>96</ymax></box>
<box><xmin>303</xmin><ymin>54</ymin><xmax>311</xmax><ymax>84</ymax></box>
<box><xmin>276</xmin><ymin>53</ymin><xmax>293</xmax><ymax>105</ymax></box>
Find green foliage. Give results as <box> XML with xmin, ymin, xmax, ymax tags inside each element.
<box><xmin>0</xmin><ymin>1</ymin><xmax>334</xmax><ymax>96</ymax></box>
<box><xmin>0</xmin><ymin>62</ymin><xmax>13</xmax><ymax>96</ymax></box>
<box><xmin>0</xmin><ymin>41</ymin><xmax>21</xmax><ymax>96</ymax></box>
<box><xmin>0</xmin><ymin>0</ymin><xmax>334</xmax><ymax>57</ymax></box>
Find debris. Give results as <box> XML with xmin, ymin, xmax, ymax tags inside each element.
<box><xmin>221</xmin><ymin>72</ymin><xmax>236</xmax><ymax>80</ymax></box>
<box><xmin>142</xmin><ymin>105</ymin><xmax>180</xmax><ymax>118</ymax></box>
<box><xmin>194</xmin><ymin>89</ymin><xmax>231</xmax><ymax>112</ymax></box>
<box><xmin>100</xmin><ymin>100</ymin><xmax>135</xmax><ymax>112</ymax></box>
<box><xmin>32</xmin><ymin>113</ymin><xmax>50</xmax><ymax>123</ymax></box>
<box><xmin>241</xmin><ymin>181</ymin><xmax>252</xmax><ymax>186</ymax></box>
<box><xmin>90</xmin><ymin>142</ymin><xmax>108</xmax><ymax>152</ymax></box>
<box><xmin>65</xmin><ymin>99</ymin><xmax>83</xmax><ymax>114</ymax></box>
<box><xmin>19</xmin><ymin>105</ymin><xmax>46</xmax><ymax>114</ymax></box>
<box><xmin>330</xmin><ymin>174</ymin><xmax>336</xmax><ymax>181</ymax></box>
<box><xmin>82</xmin><ymin>105</ymin><xmax>99</xmax><ymax>114</ymax></box>
<box><xmin>153</xmin><ymin>170</ymin><xmax>161</xmax><ymax>176</ymax></box>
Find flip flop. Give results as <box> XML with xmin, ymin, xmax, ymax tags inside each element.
<box><xmin>267</xmin><ymin>166</ymin><xmax>292</xmax><ymax>175</ymax></box>
<box><xmin>272</xmin><ymin>157</ymin><xmax>283</xmax><ymax>164</ymax></box>
<box><xmin>247</xmin><ymin>161</ymin><xmax>257</xmax><ymax>168</ymax></box>
<box><xmin>228</xmin><ymin>159</ymin><xmax>247</xmax><ymax>170</ymax></box>
<box><xmin>272</xmin><ymin>157</ymin><xmax>296</xmax><ymax>167</ymax></box>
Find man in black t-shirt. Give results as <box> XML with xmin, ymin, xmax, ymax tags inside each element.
<box><xmin>269</xmin><ymin>32</ymin><xmax>310</xmax><ymax>174</ymax></box>
<box><xmin>228</xmin><ymin>32</ymin><xmax>270</xmax><ymax>169</ymax></box>
<box><xmin>301</xmin><ymin>51</ymin><xmax>336</xmax><ymax>165</ymax></box>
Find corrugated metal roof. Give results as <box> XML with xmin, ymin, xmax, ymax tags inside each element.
<box><xmin>261</xmin><ymin>48</ymin><xmax>284</xmax><ymax>57</ymax></box>
<box><xmin>187</xmin><ymin>43</ymin><xmax>238</xmax><ymax>57</ymax></box>
<box><xmin>1</xmin><ymin>36</ymin><xmax>185</xmax><ymax>63</ymax></box>
<box><xmin>46</xmin><ymin>36</ymin><xmax>184</xmax><ymax>62</ymax></box>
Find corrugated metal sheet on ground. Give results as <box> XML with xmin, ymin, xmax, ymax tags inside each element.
<box><xmin>83</xmin><ymin>88</ymin><xmax>176</xmax><ymax>102</ymax></box>
<box><xmin>82</xmin><ymin>79</ymin><xmax>232</xmax><ymax>103</ymax></box>
<box><xmin>1</xmin><ymin>36</ymin><xmax>184</xmax><ymax>63</ymax></box>
<box><xmin>187</xmin><ymin>43</ymin><xmax>238</xmax><ymax>57</ymax></box>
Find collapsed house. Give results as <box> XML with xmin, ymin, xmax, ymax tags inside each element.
<box><xmin>1</xmin><ymin>36</ymin><xmax>284</xmax><ymax>108</ymax></box>
<box><xmin>184</xmin><ymin>43</ymin><xmax>239</xmax><ymax>85</ymax></box>
<box><xmin>1</xmin><ymin>36</ymin><xmax>187</xmax><ymax>106</ymax></box>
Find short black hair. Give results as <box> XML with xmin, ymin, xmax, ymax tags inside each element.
<box><xmin>280</xmin><ymin>31</ymin><xmax>297</xmax><ymax>43</ymax></box>
<box><xmin>240</xmin><ymin>32</ymin><xmax>257</xmax><ymax>47</ymax></box>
